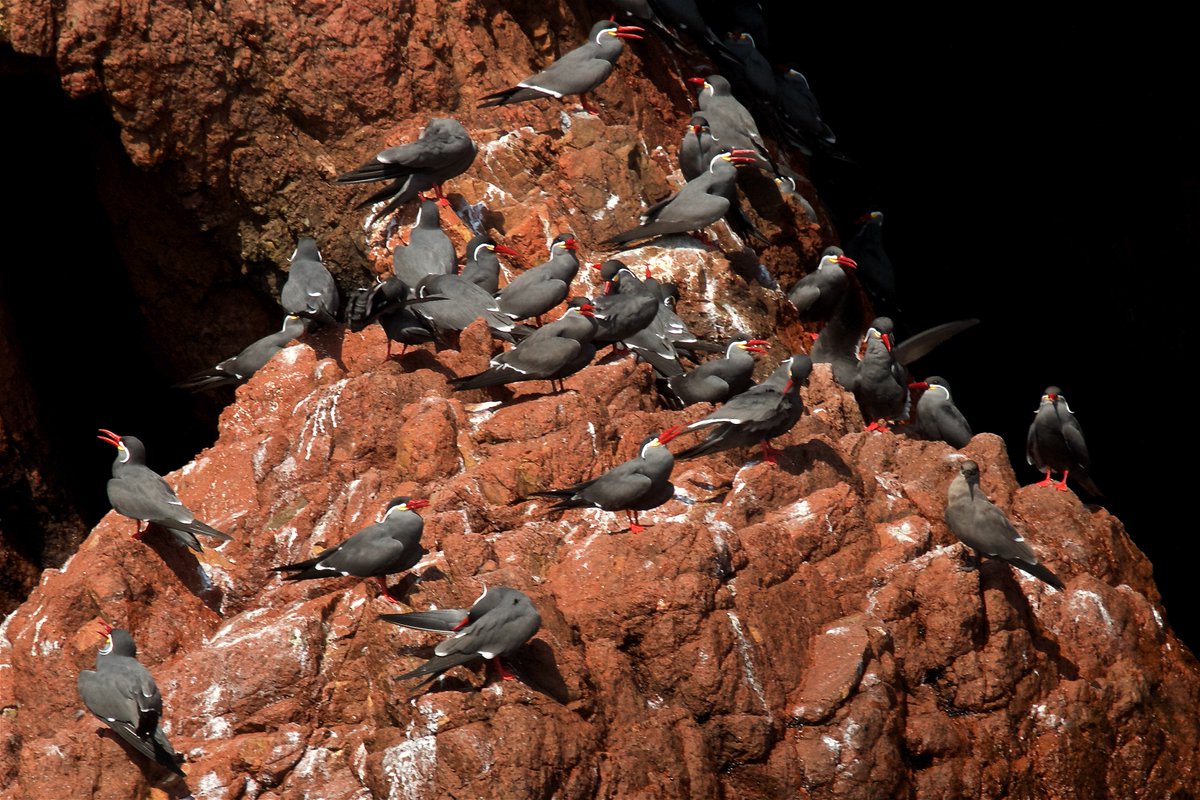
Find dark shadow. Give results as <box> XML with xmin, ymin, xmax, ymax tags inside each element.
<box><xmin>778</xmin><ymin>437</ymin><xmax>855</xmax><ymax>482</ymax></box>
<box><xmin>140</xmin><ymin>529</ymin><xmax>224</xmax><ymax>614</ymax></box>
<box><xmin>506</xmin><ymin>638</ymin><xmax>571</xmax><ymax>704</ymax></box>
<box><xmin>391</xmin><ymin>348</ymin><xmax>458</xmax><ymax>380</ymax></box>
<box><xmin>303</xmin><ymin>324</ymin><xmax>348</xmax><ymax>372</ymax></box>
<box><xmin>96</xmin><ymin>728</ymin><xmax>191</xmax><ymax>794</ymax></box>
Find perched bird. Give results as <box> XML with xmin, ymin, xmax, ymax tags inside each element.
<box><xmin>413</xmin><ymin>271</ymin><xmax>524</xmax><ymax>342</ymax></box>
<box><xmin>775</xmin><ymin>66</ymin><xmax>837</xmax><ymax>154</ymax></box>
<box><xmin>393</xmin><ymin>199</ymin><xmax>458</xmax><ymax>289</ymax></box>
<box><xmin>460</xmin><ymin>234</ymin><xmax>519</xmax><ymax>294</ymax></box>
<box><xmin>687</xmin><ymin>75</ymin><xmax>771</xmax><ymax>165</ymax></box>
<box><xmin>603</xmin><ymin>151</ymin><xmax>757</xmax><ymax>245</ymax></box>
<box><xmin>598</xmin><ymin>263</ymin><xmax>685</xmax><ymax>377</ymax></box>
<box><xmin>527</xmin><ymin>426</ymin><xmax>683</xmax><ymax>532</ymax></box>
<box><xmin>273</xmin><ymin>497</ymin><xmax>429</xmax><ymax>604</ymax></box>
<box><xmin>451</xmin><ymin>300</ymin><xmax>598</xmax><ymax>392</ymax></box>
<box><xmin>497</xmin><ymin>234</ymin><xmax>581</xmax><ymax>322</ymax></box>
<box><xmin>345</xmin><ymin>276</ymin><xmax>437</xmax><ymax>357</ymax></box>
<box><xmin>590</xmin><ymin>261</ymin><xmax>661</xmax><ymax>345</ymax></box>
<box><xmin>647</xmin><ymin>280</ymin><xmax>724</xmax><ymax>359</ymax></box>
<box><xmin>98</xmin><ymin>430</ymin><xmax>232</xmax><ymax>552</ymax></box>
<box><xmin>679</xmin><ymin>114</ymin><xmax>721</xmax><ymax>181</ymax></box>
<box><xmin>674</xmin><ymin>354</ymin><xmax>812</xmax><ymax>463</ymax></box>
<box><xmin>477</xmin><ymin>20</ymin><xmax>644</xmax><ymax>114</ymax></box>
<box><xmin>788</xmin><ymin>248</ymin><xmax>858</xmax><ymax>321</ymax></box>
<box><xmin>774</xmin><ymin>173</ymin><xmax>819</xmax><ymax>225</ymax></box>
<box><xmin>335</xmin><ymin>118</ymin><xmax>477</xmax><ymax>219</ymax></box>
<box><xmin>381</xmin><ymin>586</ymin><xmax>542</xmax><ymax>685</ymax></box>
<box><xmin>944</xmin><ymin>460</ymin><xmax>1065</xmax><ymax>589</ymax></box>
<box><xmin>723</xmin><ymin>31</ymin><xmax>776</xmax><ymax>100</ymax></box>
<box><xmin>1026</xmin><ymin>387</ymin><xmax>1101</xmax><ymax>495</ymax></box>
<box><xmin>853</xmin><ymin>317</ymin><xmax>909</xmax><ymax>430</ymax></box>
<box><xmin>175</xmin><ymin>314</ymin><xmax>308</xmax><ymax>391</ymax></box>
<box><xmin>844</xmin><ymin>211</ymin><xmax>899</xmax><ymax>315</ymax></box>
<box><xmin>77</xmin><ymin>622</ymin><xmax>185</xmax><ymax>777</ymax></box>
<box><xmin>910</xmin><ymin>376</ymin><xmax>974</xmax><ymax>449</ymax></box>
<box><xmin>662</xmin><ymin>336</ymin><xmax>768</xmax><ymax>406</ymax></box>
<box><xmin>281</xmin><ymin>239</ymin><xmax>339</xmax><ymax>326</ymax></box>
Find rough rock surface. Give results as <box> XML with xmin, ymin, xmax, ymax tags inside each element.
<box><xmin>2</xmin><ymin>1</ymin><xmax>1200</xmax><ymax>799</ymax></box>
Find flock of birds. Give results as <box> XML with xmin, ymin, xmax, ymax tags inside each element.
<box><xmin>74</xmin><ymin>5</ymin><xmax>1103</xmax><ymax>783</ymax></box>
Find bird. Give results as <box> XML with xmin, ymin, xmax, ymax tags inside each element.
<box><xmin>774</xmin><ymin>172</ymin><xmax>819</xmax><ymax>225</ymax></box>
<box><xmin>345</xmin><ymin>276</ymin><xmax>438</xmax><ymax>357</ymax></box>
<box><xmin>272</xmin><ymin>497</ymin><xmax>429</xmax><ymax>603</ymax></box>
<box><xmin>844</xmin><ymin>211</ymin><xmax>899</xmax><ymax>316</ymax></box>
<box><xmin>98</xmin><ymin>430</ymin><xmax>233</xmax><ymax>551</ymax></box>
<box><xmin>679</xmin><ymin>114</ymin><xmax>721</xmax><ymax>181</ymax></box>
<box><xmin>460</xmin><ymin>234</ymin><xmax>519</xmax><ymax>295</ymax></box>
<box><xmin>280</xmin><ymin>239</ymin><xmax>340</xmax><ymax>326</ymax></box>
<box><xmin>335</xmin><ymin>117</ymin><xmax>477</xmax><ymax>219</ymax></box>
<box><xmin>393</xmin><ymin>199</ymin><xmax>458</xmax><ymax>290</ymax></box>
<box><xmin>944</xmin><ymin>460</ymin><xmax>1065</xmax><ymax>590</ymax></box>
<box><xmin>596</xmin><ymin>263</ymin><xmax>685</xmax><ymax>377</ymax></box>
<box><xmin>722</xmin><ymin>31</ymin><xmax>776</xmax><ymax>100</ymax></box>
<box><xmin>602</xmin><ymin>151</ymin><xmax>757</xmax><ymax>245</ymax></box>
<box><xmin>774</xmin><ymin>66</ymin><xmax>837</xmax><ymax>154</ymax></box>
<box><xmin>687</xmin><ymin>75</ymin><xmax>772</xmax><ymax>166</ymax></box>
<box><xmin>527</xmin><ymin>426</ymin><xmax>683</xmax><ymax>532</ymax></box>
<box><xmin>77</xmin><ymin>622</ymin><xmax>186</xmax><ymax>777</ymax></box>
<box><xmin>853</xmin><ymin>317</ymin><xmax>910</xmax><ymax>431</ymax></box>
<box><xmin>381</xmin><ymin>586</ymin><xmax>542</xmax><ymax>686</ymax></box>
<box><xmin>1026</xmin><ymin>387</ymin><xmax>1102</xmax><ymax>495</ymax></box>
<box><xmin>590</xmin><ymin>261</ymin><xmax>661</xmax><ymax>345</ymax></box>
<box><xmin>910</xmin><ymin>376</ymin><xmax>974</xmax><ymax>449</ymax></box>
<box><xmin>175</xmin><ymin>314</ymin><xmax>309</xmax><ymax>391</ymax></box>
<box><xmin>496</xmin><ymin>234</ymin><xmax>581</xmax><ymax>323</ymax></box>
<box><xmin>661</xmin><ymin>336</ymin><xmax>769</xmax><ymax>406</ymax></box>
<box><xmin>477</xmin><ymin>20</ymin><xmax>644</xmax><ymax>114</ymax></box>
<box><xmin>645</xmin><ymin>279</ymin><xmax>724</xmax><ymax>359</ymax></box>
<box><xmin>450</xmin><ymin>299</ymin><xmax>598</xmax><ymax>392</ymax></box>
<box><xmin>674</xmin><ymin>354</ymin><xmax>812</xmax><ymax>463</ymax></box>
<box><xmin>413</xmin><ymin>270</ymin><xmax>525</xmax><ymax>342</ymax></box>
<box><xmin>788</xmin><ymin>247</ymin><xmax>858</xmax><ymax>321</ymax></box>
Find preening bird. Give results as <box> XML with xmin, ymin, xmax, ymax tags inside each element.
<box><xmin>175</xmin><ymin>314</ymin><xmax>308</xmax><ymax>391</ymax></box>
<box><xmin>1026</xmin><ymin>386</ymin><xmax>1101</xmax><ymax>495</ymax></box>
<box><xmin>381</xmin><ymin>586</ymin><xmax>542</xmax><ymax>686</ymax></box>
<box><xmin>98</xmin><ymin>430</ymin><xmax>232</xmax><ymax>552</ymax></box>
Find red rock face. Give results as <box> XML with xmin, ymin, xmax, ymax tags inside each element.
<box><xmin>2</xmin><ymin>2</ymin><xmax>1199</xmax><ymax>799</ymax></box>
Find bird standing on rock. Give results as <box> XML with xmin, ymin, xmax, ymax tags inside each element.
<box><xmin>381</xmin><ymin>586</ymin><xmax>542</xmax><ymax>686</ymax></box>
<box><xmin>788</xmin><ymin>248</ymin><xmax>857</xmax><ymax>321</ymax></box>
<box><xmin>910</xmin><ymin>376</ymin><xmax>973</xmax><ymax>449</ymax></box>
<box><xmin>272</xmin><ymin>497</ymin><xmax>429</xmax><ymax>604</ymax></box>
<box><xmin>497</xmin><ymin>234</ymin><xmax>581</xmax><ymax>323</ymax></box>
<box><xmin>98</xmin><ymin>430</ymin><xmax>232</xmax><ymax>552</ymax></box>
<box><xmin>393</xmin><ymin>199</ymin><xmax>458</xmax><ymax>290</ymax></box>
<box><xmin>944</xmin><ymin>460</ymin><xmax>1065</xmax><ymax>590</ymax></box>
<box><xmin>662</xmin><ymin>336</ymin><xmax>768</xmax><ymax>406</ymax></box>
<box><xmin>1026</xmin><ymin>386</ymin><xmax>1102</xmax><ymax>495</ymax></box>
<box><xmin>77</xmin><ymin>622</ymin><xmax>186</xmax><ymax>777</ymax></box>
<box><xmin>281</xmin><ymin>239</ymin><xmax>339</xmax><ymax>326</ymax></box>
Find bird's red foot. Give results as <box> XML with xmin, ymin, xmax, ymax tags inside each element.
<box><xmin>376</xmin><ymin>576</ymin><xmax>403</xmax><ymax>605</ymax></box>
<box><xmin>1035</xmin><ymin>471</ymin><xmax>1055</xmax><ymax>487</ymax></box>
<box><xmin>1055</xmin><ymin>481</ymin><xmax>1070</xmax><ymax>492</ymax></box>
<box><xmin>865</xmin><ymin>421</ymin><xmax>890</xmax><ymax>432</ymax></box>
<box><xmin>760</xmin><ymin>440</ymin><xmax>782</xmax><ymax>464</ymax></box>
<box><xmin>629</xmin><ymin>523</ymin><xmax>646</xmax><ymax>533</ymax></box>
<box><xmin>808</xmin><ymin>332</ymin><xmax>819</xmax><ymax>341</ymax></box>
<box><xmin>130</xmin><ymin>521</ymin><xmax>146</xmax><ymax>541</ymax></box>
<box><xmin>579</xmin><ymin>93</ymin><xmax>601</xmax><ymax>115</ymax></box>
<box><xmin>495</xmin><ymin>658</ymin><xmax>517</xmax><ymax>681</ymax></box>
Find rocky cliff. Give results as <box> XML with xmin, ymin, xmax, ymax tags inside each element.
<box><xmin>2</xmin><ymin>1</ymin><xmax>1199</xmax><ymax>798</ymax></box>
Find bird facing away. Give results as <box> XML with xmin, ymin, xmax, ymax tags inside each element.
<box><xmin>98</xmin><ymin>430</ymin><xmax>232</xmax><ymax>552</ymax></box>
<box><xmin>281</xmin><ymin>239</ymin><xmax>340</xmax><ymax>326</ymax></box>
<box><xmin>77</xmin><ymin>622</ymin><xmax>186</xmax><ymax>777</ymax></box>
<box><xmin>944</xmin><ymin>460</ymin><xmax>1065</xmax><ymax>590</ymax></box>
<box><xmin>910</xmin><ymin>376</ymin><xmax>974</xmax><ymax>449</ymax></box>
<box><xmin>477</xmin><ymin>20</ymin><xmax>644</xmax><ymax>114</ymax></box>
<box><xmin>335</xmin><ymin>117</ymin><xmax>477</xmax><ymax>219</ymax></box>
<box><xmin>527</xmin><ymin>426</ymin><xmax>683</xmax><ymax>532</ymax></box>
<box><xmin>272</xmin><ymin>497</ymin><xmax>429</xmax><ymax>604</ymax></box>
<box><xmin>1026</xmin><ymin>386</ymin><xmax>1102</xmax><ymax>495</ymax></box>
<box><xmin>381</xmin><ymin>586</ymin><xmax>542</xmax><ymax>686</ymax></box>
<box><xmin>175</xmin><ymin>314</ymin><xmax>309</xmax><ymax>392</ymax></box>
<box><xmin>393</xmin><ymin>200</ymin><xmax>458</xmax><ymax>290</ymax></box>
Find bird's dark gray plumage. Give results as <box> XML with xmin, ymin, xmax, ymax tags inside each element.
<box><xmin>335</xmin><ymin>118</ymin><xmax>477</xmax><ymax>219</ymax></box>
<box><xmin>844</xmin><ymin>211</ymin><xmax>898</xmax><ymax>314</ymax></box>
<box><xmin>175</xmin><ymin>314</ymin><xmax>308</xmax><ymax>391</ymax></box>
<box><xmin>775</xmin><ymin>66</ymin><xmax>837</xmax><ymax>153</ymax></box>
<box><xmin>688</xmin><ymin>74</ymin><xmax>772</xmax><ymax>166</ymax></box>
<box><xmin>1026</xmin><ymin>387</ymin><xmax>1101</xmax><ymax>495</ymax></box>
<box><xmin>497</xmin><ymin>234</ymin><xmax>580</xmax><ymax>322</ymax></box>
<box><xmin>281</xmin><ymin>239</ymin><xmax>339</xmax><ymax>325</ymax></box>
<box><xmin>345</xmin><ymin>276</ymin><xmax>438</xmax><ymax>356</ymax></box>
<box><xmin>273</xmin><ymin>497</ymin><xmax>428</xmax><ymax>603</ymax></box>
<box><xmin>477</xmin><ymin>20</ymin><xmax>643</xmax><ymax>111</ymax></box>
<box><xmin>944</xmin><ymin>460</ymin><xmax>1065</xmax><ymax>590</ymax></box>
<box><xmin>413</xmin><ymin>272</ymin><xmax>523</xmax><ymax>341</ymax></box>
<box><xmin>663</xmin><ymin>337</ymin><xmax>767</xmax><ymax>406</ymax></box>
<box><xmin>393</xmin><ymin>200</ymin><xmax>457</xmax><ymax>289</ymax></box>
<box><xmin>461</xmin><ymin>235</ymin><xmax>518</xmax><ymax>295</ymax></box>
<box><xmin>788</xmin><ymin>248</ymin><xmax>857</xmax><ymax>321</ymax></box>
<box><xmin>912</xmin><ymin>376</ymin><xmax>974</xmax><ymax>449</ymax></box>
<box><xmin>853</xmin><ymin>317</ymin><xmax>909</xmax><ymax>428</ymax></box>
<box><xmin>679</xmin><ymin>114</ymin><xmax>721</xmax><ymax>181</ymax></box>
<box><xmin>591</xmin><ymin>261</ymin><xmax>661</xmax><ymax>345</ymax></box>
<box><xmin>98</xmin><ymin>431</ymin><xmax>232</xmax><ymax>552</ymax></box>
<box><xmin>77</xmin><ymin>625</ymin><xmax>185</xmax><ymax>776</ymax></box>
<box><xmin>381</xmin><ymin>586</ymin><xmax>542</xmax><ymax>686</ymax></box>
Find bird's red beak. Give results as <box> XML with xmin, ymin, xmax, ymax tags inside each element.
<box><xmin>96</xmin><ymin>620</ymin><xmax>114</xmax><ymax>638</ymax></box>
<box><xmin>563</xmin><ymin>238</ymin><xmax>578</xmax><ymax>251</ymax></box>
<box><xmin>614</xmin><ymin>25</ymin><xmax>644</xmax><ymax>39</ymax></box>
<box><xmin>493</xmin><ymin>245</ymin><xmax>519</xmax><ymax>257</ymax></box>
<box><xmin>881</xmin><ymin>334</ymin><xmax>892</xmax><ymax>353</ymax></box>
<box><xmin>406</xmin><ymin>498</ymin><xmax>431</xmax><ymax>511</ymax></box>
<box><xmin>687</xmin><ymin>77</ymin><xmax>707</xmax><ymax>86</ymax></box>
<box><xmin>908</xmin><ymin>382</ymin><xmax>929</xmax><ymax>391</ymax></box>
<box><xmin>97</xmin><ymin>429</ymin><xmax>122</xmax><ymax>447</ymax></box>
<box><xmin>835</xmin><ymin>255</ymin><xmax>858</xmax><ymax>269</ymax></box>
<box><xmin>746</xmin><ymin>338</ymin><xmax>770</xmax><ymax>354</ymax></box>
<box><xmin>580</xmin><ymin>303</ymin><xmax>596</xmax><ymax>317</ymax></box>
<box><xmin>658</xmin><ymin>425</ymin><xmax>684</xmax><ymax>444</ymax></box>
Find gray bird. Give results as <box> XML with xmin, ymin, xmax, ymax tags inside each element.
<box><xmin>663</xmin><ymin>337</ymin><xmax>768</xmax><ymax>406</ymax></box>
<box><xmin>853</xmin><ymin>317</ymin><xmax>909</xmax><ymax>430</ymax></box>
<box><xmin>413</xmin><ymin>271</ymin><xmax>523</xmax><ymax>342</ymax></box>
<box><xmin>451</xmin><ymin>300</ymin><xmax>598</xmax><ymax>392</ymax></box>
<box><xmin>775</xmin><ymin>66</ymin><xmax>837</xmax><ymax>154</ymax></box>
<box><xmin>1026</xmin><ymin>387</ymin><xmax>1101</xmax><ymax>495</ymax></box>
<box><xmin>77</xmin><ymin>623</ymin><xmax>185</xmax><ymax>777</ymax></box>
<box><xmin>590</xmin><ymin>261</ymin><xmax>661</xmax><ymax>345</ymax></box>
<box><xmin>461</xmin><ymin>234</ymin><xmax>520</xmax><ymax>294</ymax></box>
<box><xmin>528</xmin><ymin>426</ymin><xmax>683</xmax><ymax>532</ymax></box>
<box><xmin>281</xmin><ymin>239</ymin><xmax>339</xmax><ymax>326</ymax></box>
<box><xmin>723</xmin><ymin>31</ymin><xmax>776</xmax><ymax>100</ymax></box>
<box><xmin>98</xmin><ymin>430</ymin><xmax>232</xmax><ymax>552</ymax></box>
<box><xmin>175</xmin><ymin>314</ymin><xmax>309</xmax><ymax>391</ymax></box>
<box><xmin>381</xmin><ymin>586</ymin><xmax>542</xmax><ymax>685</ymax></box>
<box><xmin>687</xmin><ymin>75</ymin><xmax>772</xmax><ymax>166</ymax></box>
<box><xmin>497</xmin><ymin>234</ymin><xmax>581</xmax><ymax>322</ymax></box>
<box><xmin>601</xmin><ymin>264</ymin><xmax>686</xmax><ymax>377</ymax></box>
<box><xmin>674</xmin><ymin>354</ymin><xmax>812</xmax><ymax>462</ymax></box>
<box><xmin>272</xmin><ymin>497</ymin><xmax>429</xmax><ymax>604</ymax></box>
<box><xmin>911</xmin><ymin>376</ymin><xmax>974</xmax><ymax>449</ymax></box>
<box><xmin>603</xmin><ymin>151</ymin><xmax>757</xmax><ymax>245</ymax></box>
<box><xmin>335</xmin><ymin>117</ymin><xmax>477</xmax><ymax>219</ymax></box>
<box><xmin>647</xmin><ymin>280</ymin><xmax>724</xmax><ymax>359</ymax></box>
<box><xmin>845</xmin><ymin>211</ymin><xmax>899</xmax><ymax>315</ymax></box>
<box><xmin>944</xmin><ymin>460</ymin><xmax>1065</xmax><ymax>589</ymax></box>
<box><xmin>345</xmin><ymin>276</ymin><xmax>438</xmax><ymax>357</ymax></box>
<box><xmin>393</xmin><ymin>200</ymin><xmax>458</xmax><ymax>290</ymax></box>
<box><xmin>477</xmin><ymin>20</ymin><xmax>644</xmax><ymax>114</ymax></box>
<box><xmin>788</xmin><ymin>248</ymin><xmax>858</xmax><ymax>320</ymax></box>
<box><xmin>774</xmin><ymin>173</ymin><xmax>820</xmax><ymax>225</ymax></box>
<box><xmin>679</xmin><ymin>114</ymin><xmax>721</xmax><ymax>181</ymax></box>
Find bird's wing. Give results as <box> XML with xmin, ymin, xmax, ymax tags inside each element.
<box><xmin>579</xmin><ymin>465</ymin><xmax>654</xmax><ymax>510</ymax></box>
<box><xmin>894</xmin><ymin>319</ymin><xmax>979</xmax><ymax>366</ymax></box>
<box><xmin>380</xmin><ymin>608</ymin><xmax>471</xmax><ymax>633</ymax></box>
<box><xmin>520</xmin><ymin>49</ymin><xmax>613</xmax><ymax>97</ymax></box>
<box><xmin>434</xmin><ymin>602</ymin><xmax>540</xmax><ymax>659</ymax></box>
<box><xmin>108</xmin><ymin>470</ymin><xmax>194</xmax><ymax>525</ymax></box>
<box><xmin>686</xmin><ymin>385</ymin><xmax>785</xmax><ymax>430</ymax></box>
<box><xmin>1057</xmin><ymin>408</ymin><xmax>1092</xmax><ymax>469</ymax></box>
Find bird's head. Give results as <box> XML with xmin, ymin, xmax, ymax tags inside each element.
<box><xmin>641</xmin><ymin>425</ymin><xmax>684</xmax><ymax>457</ymax></box>
<box><xmin>600</xmin><ymin>20</ymin><xmax>644</xmax><ymax>41</ymax></box>
<box><xmin>97</xmin><ymin>429</ymin><xmax>141</xmax><ymax>464</ymax></box>
<box><xmin>385</xmin><ymin>497</ymin><xmax>430</xmax><ymax>517</ymax></box>
<box><xmin>735</xmin><ymin>338</ymin><xmax>770</xmax><ymax>355</ymax></box>
<box><xmin>553</xmin><ymin>234</ymin><xmax>579</xmax><ymax>253</ymax></box>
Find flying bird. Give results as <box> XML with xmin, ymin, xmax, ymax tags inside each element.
<box><xmin>944</xmin><ymin>460</ymin><xmax>1065</xmax><ymax>590</ymax></box>
<box><xmin>77</xmin><ymin>622</ymin><xmax>186</xmax><ymax>776</ymax></box>
<box><xmin>175</xmin><ymin>314</ymin><xmax>309</xmax><ymax>391</ymax></box>
<box><xmin>381</xmin><ymin>586</ymin><xmax>542</xmax><ymax>686</ymax></box>
<box><xmin>273</xmin><ymin>497</ymin><xmax>429</xmax><ymax>603</ymax></box>
<box><xmin>335</xmin><ymin>117</ymin><xmax>477</xmax><ymax>218</ymax></box>
<box><xmin>98</xmin><ymin>430</ymin><xmax>232</xmax><ymax>551</ymax></box>
<box><xmin>477</xmin><ymin>20</ymin><xmax>644</xmax><ymax>114</ymax></box>
<box><xmin>1026</xmin><ymin>386</ymin><xmax>1102</xmax><ymax>495</ymax></box>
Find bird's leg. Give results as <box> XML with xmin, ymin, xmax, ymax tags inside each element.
<box><xmin>385</xmin><ymin>340</ymin><xmax>393</xmax><ymax>359</ymax></box>
<box><xmin>579</xmin><ymin>93</ymin><xmax>600</xmax><ymax>115</ymax></box>
<box><xmin>375</xmin><ymin>576</ymin><xmax>403</xmax><ymax>605</ymax></box>
<box><xmin>1056</xmin><ymin>471</ymin><xmax>1071</xmax><ymax>492</ymax></box>
<box><xmin>495</xmin><ymin>657</ymin><xmax>517</xmax><ymax>681</ymax></box>
<box><xmin>865</xmin><ymin>420</ymin><xmax>891</xmax><ymax>432</ymax></box>
<box><xmin>760</xmin><ymin>439</ymin><xmax>782</xmax><ymax>465</ymax></box>
<box><xmin>687</xmin><ymin>230</ymin><xmax>716</xmax><ymax>248</ymax></box>
<box><xmin>1034</xmin><ymin>470</ymin><xmax>1055</xmax><ymax>487</ymax></box>
<box><xmin>130</xmin><ymin>520</ymin><xmax>146</xmax><ymax>541</ymax></box>
<box><xmin>626</xmin><ymin>510</ymin><xmax>646</xmax><ymax>534</ymax></box>
<box><xmin>433</xmin><ymin>183</ymin><xmax>451</xmax><ymax>208</ymax></box>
